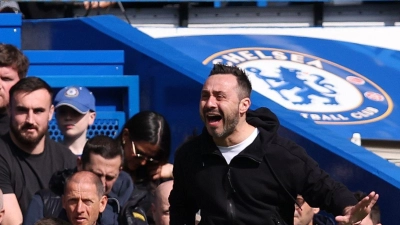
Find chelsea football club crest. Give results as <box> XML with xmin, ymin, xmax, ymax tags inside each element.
<box><xmin>203</xmin><ymin>48</ymin><xmax>393</xmax><ymax>124</ymax></box>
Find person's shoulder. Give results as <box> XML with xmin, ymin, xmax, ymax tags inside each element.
<box><xmin>0</xmin><ymin>135</ymin><xmax>14</xmax><ymax>160</ymax></box>
<box><xmin>45</xmin><ymin>137</ymin><xmax>77</xmax><ymax>166</ymax></box>
<box><xmin>46</xmin><ymin>138</ymin><xmax>74</xmax><ymax>155</ymax></box>
<box><xmin>175</xmin><ymin>134</ymin><xmax>203</xmax><ymax>155</ymax></box>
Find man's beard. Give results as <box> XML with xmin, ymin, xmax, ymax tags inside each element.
<box><xmin>10</xmin><ymin>122</ymin><xmax>47</xmax><ymax>147</ymax></box>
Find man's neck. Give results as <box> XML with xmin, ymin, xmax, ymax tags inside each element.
<box><xmin>63</xmin><ymin>133</ymin><xmax>87</xmax><ymax>155</ymax></box>
<box><xmin>10</xmin><ymin>132</ymin><xmax>46</xmax><ymax>155</ymax></box>
<box><xmin>213</xmin><ymin>121</ymin><xmax>256</xmax><ymax>147</ymax></box>
<box><xmin>0</xmin><ymin>107</ymin><xmax>7</xmax><ymax>115</ymax></box>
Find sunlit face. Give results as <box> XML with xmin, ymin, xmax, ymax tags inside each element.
<box><xmin>123</xmin><ymin>138</ymin><xmax>162</xmax><ymax>172</ymax></box>
<box><xmin>9</xmin><ymin>89</ymin><xmax>54</xmax><ymax>148</ymax></box>
<box><xmin>0</xmin><ymin>66</ymin><xmax>20</xmax><ymax>112</ymax></box>
<box><xmin>56</xmin><ymin>106</ymin><xmax>95</xmax><ymax>139</ymax></box>
<box><xmin>81</xmin><ymin>153</ymin><xmax>122</xmax><ymax>195</ymax></box>
<box><xmin>199</xmin><ymin>74</ymin><xmax>241</xmax><ymax>139</ymax></box>
<box><xmin>62</xmin><ymin>180</ymin><xmax>107</xmax><ymax>225</ymax></box>
<box><xmin>152</xmin><ymin>181</ymin><xmax>173</xmax><ymax>225</ymax></box>
<box><xmin>294</xmin><ymin>196</ymin><xmax>319</xmax><ymax>225</ymax></box>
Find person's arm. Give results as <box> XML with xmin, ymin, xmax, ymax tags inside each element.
<box><xmin>169</xmin><ymin>147</ymin><xmax>197</xmax><ymax>225</ymax></box>
<box><xmin>149</xmin><ymin>163</ymin><xmax>174</xmax><ymax>180</ymax></box>
<box><xmin>0</xmin><ymin>150</ymin><xmax>22</xmax><ymax>225</ymax></box>
<box><xmin>335</xmin><ymin>191</ymin><xmax>379</xmax><ymax>225</ymax></box>
<box><xmin>23</xmin><ymin>194</ymin><xmax>44</xmax><ymax>225</ymax></box>
<box><xmin>2</xmin><ymin>194</ymin><xmax>22</xmax><ymax>225</ymax></box>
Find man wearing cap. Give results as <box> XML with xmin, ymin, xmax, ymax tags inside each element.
<box><xmin>54</xmin><ymin>86</ymin><xmax>96</xmax><ymax>156</ymax></box>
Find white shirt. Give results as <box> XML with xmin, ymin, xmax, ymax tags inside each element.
<box><xmin>218</xmin><ymin>128</ymin><xmax>259</xmax><ymax>164</ymax></box>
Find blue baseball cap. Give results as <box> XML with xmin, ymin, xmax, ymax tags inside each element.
<box><xmin>54</xmin><ymin>86</ymin><xmax>96</xmax><ymax>114</ymax></box>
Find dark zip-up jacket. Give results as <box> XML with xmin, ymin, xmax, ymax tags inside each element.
<box><xmin>170</xmin><ymin>107</ymin><xmax>357</xmax><ymax>225</ymax></box>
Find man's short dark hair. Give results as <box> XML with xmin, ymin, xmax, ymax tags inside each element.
<box><xmin>354</xmin><ymin>191</ymin><xmax>380</xmax><ymax>224</ymax></box>
<box><xmin>209</xmin><ymin>63</ymin><xmax>252</xmax><ymax>99</ymax></box>
<box><xmin>0</xmin><ymin>43</ymin><xmax>29</xmax><ymax>78</ymax></box>
<box><xmin>9</xmin><ymin>77</ymin><xmax>53</xmax><ymax>105</ymax></box>
<box><xmin>81</xmin><ymin>135</ymin><xmax>123</xmax><ymax>168</ymax></box>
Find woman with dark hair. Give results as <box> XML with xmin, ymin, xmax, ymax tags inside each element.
<box><xmin>118</xmin><ymin>110</ymin><xmax>173</xmax><ymax>182</ymax></box>
<box><xmin>118</xmin><ymin>111</ymin><xmax>173</xmax><ymax>225</ymax></box>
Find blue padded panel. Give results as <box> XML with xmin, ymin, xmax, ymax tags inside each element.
<box><xmin>28</xmin><ymin>65</ymin><xmax>124</xmax><ymax>76</ymax></box>
<box><xmin>0</xmin><ymin>14</ymin><xmax>21</xmax><ymax>48</ymax></box>
<box><xmin>49</xmin><ymin>111</ymin><xmax>126</xmax><ymax>142</ymax></box>
<box><xmin>24</xmin><ymin>50</ymin><xmax>124</xmax><ymax>76</ymax></box>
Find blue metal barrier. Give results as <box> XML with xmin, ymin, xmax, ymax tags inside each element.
<box><xmin>24</xmin><ymin>50</ymin><xmax>124</xmax><ymax>76</ymax></box>
<box><xmin>0</xmin><ymin>13</ymin><xmax>21</xmax><ymax>47</ymax></box>
<box><xmin>50</xmin><ymin>111</ymin><xmax>126</xmax><ymax>140</ymax></box>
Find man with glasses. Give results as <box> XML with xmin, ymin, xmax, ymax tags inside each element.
<box><xmin>24</xmin><ymin>135</ymin><xmax>133</xmax><ymax>225</ymax></box>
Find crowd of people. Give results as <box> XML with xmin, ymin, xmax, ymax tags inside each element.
<box><xmin>0</xmin><ymin>43</ymin><xmax>381</xmax><ymax>225</ymax></box>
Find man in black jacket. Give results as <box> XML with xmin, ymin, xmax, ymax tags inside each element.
<box><xmin>169</xmin><ymin>64</ymin><xmax>379</xmax><ymax>225</ymax></box>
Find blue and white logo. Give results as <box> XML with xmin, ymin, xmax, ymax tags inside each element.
<box><xmin>203</xmin><ymin>48</ymin><xmax>393</xmax><ymax>124</ymax></box>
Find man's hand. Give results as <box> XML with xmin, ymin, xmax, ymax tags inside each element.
<box><xmin>83</xmin><ymin>1</ymin><xmax>115</xmax><ymax>10</ymax></box>
<box><xmin>148</xmin><ymin>163</ymin><xmax>174</xmax><ymax>180</ymax></box>
<box><xmin>335</xmin><ymin>191</ymin><xmax>379</xmax><ymax>225</ymax></box>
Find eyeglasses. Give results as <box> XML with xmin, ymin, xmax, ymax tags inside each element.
<box><xmin>295</xmin><ymin>197</ymin><xmax>305</xmax><ymax>209</ymax></box>
<box><xmin>131</xmin><ymin>141</ymin><xmax>160</xmax><ymax>164</ymax></box>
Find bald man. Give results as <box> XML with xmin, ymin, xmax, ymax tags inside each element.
<box><xmin>0</xmin><ymin>189</ymin><xmax>4</xmax><ymax>224</ymax></box>
<box><xmin>152</xmin><ymin>181</ymin><xmax>173</xmax><ymax>225</ymax></box>
<box><xmin>62</xmin><ymin>171</ymin><xmax>107</xmax><ymax>225</ymax></box>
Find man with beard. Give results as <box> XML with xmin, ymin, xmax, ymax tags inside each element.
<box><xmin>0</xmin><ymin>44</ymin><xmax>29</xmax><ymax>136</ymax></box>
<box><xmin>0</xmin><ymin>77</ymin><xmax>77</xmax><ymax>225</ymax></box>
<box><xmin>169</xmin><ymin>64</ymin><xmax>379</xmax><ymax>225</ymax></box>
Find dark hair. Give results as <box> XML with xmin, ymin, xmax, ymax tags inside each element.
<box><xmin>354</xmin><ymin>191</ymin><xmax>380</xmax><ymax>224</ymax></box>
<box><xmin>34</xmin><ymin>217</ymin><xmax>71</xmax><ymax>225</ymax></box>
<box><xmin>81</xmin><ymin>135</ymin><xmax>123</xmax><ymax>168</ymax></box>
<box><xmin>119</xmin><ymin>111</ymin><xmax>171</xmax><ymax>163</ymax></box>
<box><xmin>64</xmin><ymin>171</ymin><xmax>104</xmax><ymax>198</ymax></box>
<box><xmin>9</xmin><ymin>77</ymin><xmax>53</xmax><ymax>104</ymax></box>
<box><xmin>209</xmin><ymin>63</ymin><xmax>252</xmax><ymax>99</ymax></box>
<box><xmin>49</xmin><ymin>168</ymin><xmax>76</xmax><ymax>196</ymax></box>
<box><xmin>0</xmin><ymin>43</ymin><xmax>29</xmax><ymax>78</ymax></box>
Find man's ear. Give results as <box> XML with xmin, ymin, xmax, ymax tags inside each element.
<box><xmin>239</xmin><ymin>97</ymin><xmax>251</xmax><ymax>114</ymax></box>
<box><xmin>312</xmin><ymin>207</ymin><xmax>320</xmax><ymax>214</ymax></box>
<box><xmin>48</xmin><ymin>104</ymin><xmax>54</xmax><ymax>121</ymax></box>
<box><xmin>61</xmin><ymin>195</ymin><xmax>66</xmax><ymax>209</ymax></box>
<box><xmin>151</xmin><ymin>203</ymin><xmax>156</xmax><ymax>216</ymax></box>
<box><xmin>88</xmin><ymin>112</ymin><xmax>96</xmax><ymax>126</ymax></box>
<box><xmin>99</xmin><ymin>195</ymin><xmax>108</xmax><ymax>213</ymax></box>
<box><xmin>77</xmin><ymin>157</ymin><xmax>83</xmax><ymax>171</ymax></box>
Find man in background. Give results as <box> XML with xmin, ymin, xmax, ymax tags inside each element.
<box><xmin>152</xmin><ymin>181</ymin><xmax>173</xmax><ymax>225</ymax></box>
<box><xmin>0</xmin><ymin>189</ymin><xmax>4</xmax><ymax>224</ymax></box>
<box><xmin>0</xmin><ymin>43</ymin><xmax>29</xmax><ymax>136</ymax></box>
<box><xmin>0</xmin><ymin>77</ymin><xmax>76</xmax><ymax>225</ymax></box>
<box><xmin>294</xmin><ymin>195</ymin><xmax>335</xmax><ymax>225</ymax></box>
<box><xmin>62</xmin><ymin>171</ymin><xmax>107</xmax><ymax>225</ymax></box>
